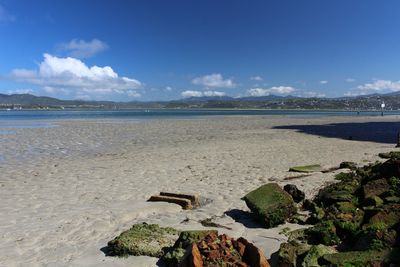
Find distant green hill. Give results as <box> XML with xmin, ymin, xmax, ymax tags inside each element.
<box><xmin>0</xmin><ymin>93</ymin><xmax>399</xmax><ymax>110</ymax></box>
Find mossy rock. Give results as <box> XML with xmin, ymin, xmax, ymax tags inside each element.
<box><xmin>107</xmin><ymin>223</ymin><xmax>180</xmax><ymax>257</ymax></box>
<box><xmin>334</xmin><ymin>172</ymin><xmax>355</xmax><ymax>182</ymax></box>
<box><xmin>388</xmin><ymin>176</ymin><xmax>400</xmax><ymax>197</ymax></box>
<box><xmin>378</xmin><ymin>159</ymin><xmax>400</xmax><ymax>179</ymax></box>
<box><xmin>315</xmin><ymin>179</ymin><xmax>360</xmax><ymax>206</ymax></box>
<box><xmin>321</xmin><ymin>249</ymin><xmax>392</xmax><ymax>267</ymax></box>
<box><xmin>339</xmin><ymin>161</ymin><xmax>357</xmax><ymax>170</ymax></box>
<box><xmin>301</xmin><ymin>244</ymin><xmax>336</xmax><ymax>267</ymax></box>
<box><xmin>363</xmin><ymin>195</ymin><xmax>384</xmax><ymax>207</ymax></box>
<box><xmin>289</xmin><ymin>164</ymin><xmax>322</xmax><ymax>173</ymax></box>
<box><xmin>277</xmin><ymin>242</ymin><xmax>311</xmax><ymax>267</ymax></box>
<box><xmin>172</xmin><ymin>230</ymin><xmax>217</xmax><ymax>249</ymax></box>
<box><xmin>332</xmin><ymin>209</ymin><xmax>365</xmax><ymax>238</ymax></box>
<box><xmin>354</xmin><ymin>226</ymin><xmax>397</xmax><ymax>251</ymax></box>
<box><xmin>242</xmin><ymin>183</ymin><xmax>297</xmax><ymax>228</ymax></box>
<box><xmin>366</xmin><ymin>204</ymin><xmax>400</xmax><ymax>229</ymax></box>
<box><xmin>384</xmin><ymin>195</ymin><xmax>400</xmax><ymax>203</ymax></box>
<box><xmin>161</xmin><ymin>230</ymin><xmax>217</xmax><ymax>266</ymax></box>
<box><xmin>287</xmin><ymin>228</ymin><xmax>308</xmax><ymax>243</ymax></box>
<box><xmin>362</xmin><ymin>178</ymin><xmax>390</xmax><ymax>200</ymax></box>
<box><xmin>378</xmin><ymin>151</ymin><xmax>400</xmax><ymax>160</ymax></box>
<box><xmin>305</xmin><ymin>220</ymin><xmax>341</xmax><ymax>246</ymax></box>
<box><xmin>335</xmin><ymin>201</ymin><xmax>357</xmax><ymax>213</ymax></box>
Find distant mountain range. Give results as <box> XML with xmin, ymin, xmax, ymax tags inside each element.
<box><xmin>1</xmin><ymin>92</ymin><xmax>399</xmax><ymax>110</ymax></box>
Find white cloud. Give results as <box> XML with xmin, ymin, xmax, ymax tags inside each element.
<box><xmin>7</xmin><ymin>88</ymin><xmax>34</xmax><ymax>95</ymax></box>
<box><xmin>165</xmin><ymin>86</ymin><xmax>172</xmax><ymax>91</ymax></box>
<box><xmin>203</xmin><ymin>91</ymin><xmax>226</xmax><ymax>97</ymax></box>
<box><xmin>346</xmin><ymin>78</ymin><xmax>355</xmax><ymax>83</ymax></box>
<box><xmin>127</xmin><ymin>90</ymin><xmax>141</xmax><ymax>97</ymax></box>
<box><xmin>296</xmin><ymin>91</ymin><xmax>326</xmax><ymax>98</ymax></box>
<box><xmin>58</xmin><ymin>39</ymin><xmax>108</xmax><ymax>58</ymax></box>
<box><xmin>250</xmin><ymin>76</ymin><xmax>263</xmax><ymax>81</ymax></box>
<box><xmin>320</xmin><ymin>80</ymin><xmax>328</xmax><ymax>84</ymax></box>
<box><xmin>247</xmin><ymin>86</ymin><xmax>295</xmax><ymax>96</ymax></box>
<box><xmin>343</xmin><ymin>91</ymin><xmax>367</xmax><ymax>97</ymax></box>
<box><xmin>357</xmin><ymin>79</ymin><xmax>400</xmax><ymax>92</ymax></box>
<box><xmin>181</xmin><ymin>90</ymin><xmax>203</xmax><ymax>97</ymax></box>
<box><xmin>192</xmin><ymin>73</ymin><xmax>235</xmax><ymax>88</ymax></box>
<box><xmin>10</xmin><ymin>53</ymin><xmax>142</xmax><ymax>99</ymax></box>
<box><xmin>0</xmin><ymin>5</ymin><xmax>15</xmax><ymax>22</ymax></box>
<box><xmin>181</xmin><ymin>90</ymin><xmax>226</xmax><ymax>98</ymax></box>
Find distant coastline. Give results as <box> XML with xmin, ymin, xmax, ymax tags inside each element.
<box><xmin>1</xmin><ymin>92</ymin><xmax>400</xmax><ymax>111</ymax></box>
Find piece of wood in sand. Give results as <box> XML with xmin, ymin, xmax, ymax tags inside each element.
<box><xmin>160</xmin><ymin>192</ymin><xmax>199</xmax><ymax>207</ymax></box>
<box><xmin>148</xmin><ymin>195</ymin><xmax>193</xmax><ymax>209</ymax></box>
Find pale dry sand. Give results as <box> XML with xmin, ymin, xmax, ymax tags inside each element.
<box><xmin>1</xmin><ymin>115</ymin><xmax>400</xmax><ymax>267</ymax></box>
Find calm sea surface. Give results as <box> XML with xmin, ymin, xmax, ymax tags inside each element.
<box><xmin>0</xmin><ymin>109</ymin><xmax>399</xmax><ymax>122</ymax></box>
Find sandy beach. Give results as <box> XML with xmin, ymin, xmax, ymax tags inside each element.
<box><xmin>1</xmin><ymin>115</ymin><xmax>400</xmax><ymax>267</ymax></box>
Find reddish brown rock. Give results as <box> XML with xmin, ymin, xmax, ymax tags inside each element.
<box><xmin>179</xmin><ymin>232</ymin><xmax>270</xmax><ymax>267</ymax></box>
<box><xmin>242</xmin><ymin>242</ymin><xmax>271</xmax><ymax>267</ymax></box>
<box><xmin>179</xmin><ymin>244</ymin><xmax>203</xmax><ymax>267</ymax></box>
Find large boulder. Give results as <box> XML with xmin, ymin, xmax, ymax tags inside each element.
<box><xmin>242</xmin><ymin>183</ymin><xmax>297</xmax><ymax>228</ymax></box>
<box><xmin>107</xmin><ymin>223</ymin><xmax>179</xmax><ymax>257</ymax></box>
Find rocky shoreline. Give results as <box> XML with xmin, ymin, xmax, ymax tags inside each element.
<box><xmin>105</xmin><ymin>152</ymin><xmax>400</xmax><ymax>266</ymax></box>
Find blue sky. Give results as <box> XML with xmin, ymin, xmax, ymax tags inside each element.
<box><xmin>1</xmin><ymin>0</ymin><xmax>400</xmax><ymax>101</ymax></box>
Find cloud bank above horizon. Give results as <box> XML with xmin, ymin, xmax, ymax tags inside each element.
<box><xmin>10</xmin><ymin>53</ymin><xmax>142</xmax><ymax>100</ymax></box>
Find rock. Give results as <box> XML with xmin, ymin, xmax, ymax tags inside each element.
<box><xmin>180</xmin><ymin>233</ymin><xmax>270</xmax><ymax>267</ymax></box>
<box><xmin>242</xmin><ymin>183</ymin><xmax>297</xmax><ymax>228</ymax></box>
<box><xmin>354</xmin><ymin>227</ymin><xmax>397</xmax><ymax>251</ymax></box>
<box><xmin>378</xmin><ymin>159</ymin><xmax>400</xmax><ymax>179</ymax></box>
<box><xmin>242</xmin><ymin>241</ymin><xmax>270</xmax><ymax>267</ymax></box>
<box><xmin>333</xmin><ymin>208</ymin><xmax>365</xmax><ymax>238</ymax></box>
<box><xmin>107</xmin><ymin>223</ymin><xmax>179</xmax><ymax>257</ymax></box>
<box><xmin>179</xmin><ymin>244</ymin><xmax>203</xmax><ymax>267</ymax></box>
<box><xmin>362</xmin><ymin>178</ymin><xmax>390</xmax><ymax>200</ymax></box>
<box><xmin>339</xmin><ymin>161</ymin><xmax>357</xmax><ymax>169</ymax></box>
<box><xmin>321</xmin><ymin>250</ymin><xmax>391</xmax><ymax>267</ymax></box>
<box><xmin>366</xmin><ymin>204</ymin><xmax>400</xmax><ymax>229</ymax></box>
<box><xmin>384</xmin><ymin>196</ymin><xmax>400</xmax><ymax>203</ymax></box>
<box><xmin>162</xmin><ymin>230</ymin><xmax>217</xmax><ymax>266</ymax></box>
<box><xmin>277</xmin><ymin>242</ymin><xmax>311</xmax><ymax>267</ymax></box>
<box><xmin>315</xmin><ymin>178</ymin><xmax>360</xmax><ymax>206</ymax></box>
<box><xmin>301</xmin><ymin>244</ymin><xmax>336</xmax><ymax>267</ymax></box>
<box><xmin>305</xmin><ymin>220</ymin><xmax>341</xmax><ymax>245</ymax></box>
<box><xmin>277</xmin><ymin>242</ymin><xmax>297</xmax><ymax>267</ymax></box>
<box><xmin>289</xmin><ymin>164</ymin><xmax>322</xmax><ymax>173</ymax></box>
<box><xmin>284</xmin><ymin>184</ymin><xmax>305</xmax><ymax>203</ymax></box>
<box><xmin>335</xmin><ymin>201</ymin><xmax>357</xmax><ymax>213</ymax></box>
<box><xmin>378</xmin><ymin>151</ymin><xmax>400</xmax><ymax>160</ymax></box>
<box><xmin>364</xmin><ymin>195</ymin><xmax>384</xmax><ymax>207</ymax></box>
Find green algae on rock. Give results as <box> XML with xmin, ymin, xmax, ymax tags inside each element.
<box><xmin>289</xmin><ymin>164</ymin><xmax>322</xmax><ymax>173</ymax></box>
<box><xmin>278</xmin><ymin>157</ymin><xmax>400</xmax><ymax>267</ymax></box>
<box><xmin>162</xmin><ymin>230</ymin><xmax>218</xmax><ymax>266</ymax></box>
<box><xmin>242</xmin><ymin>183</ymin><xmax>297</xmax><ymax>228</ymax></box>
<box><xmin>378</xmin><ymin>151</ymin><xmax>400</xmax><ymax>160</ymax></box>
<box><xmin>107</xmin><ymin>223</ymin><xmax>180</xmax><ymax>257</ymax></box>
